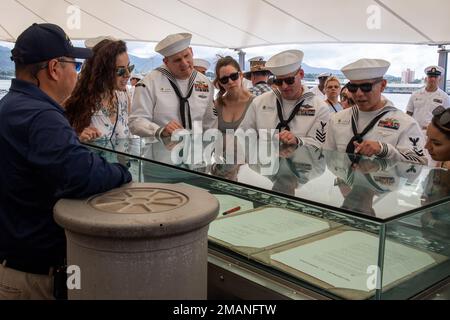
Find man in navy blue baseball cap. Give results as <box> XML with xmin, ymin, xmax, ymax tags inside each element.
<box><xmin>11</xmin><ymin>23</ymin><xmax>92</xmax><ymax>64</ymax></box>
<box><xmin>0</xmin><ymin>23</ymin><xmax>131</xmax><ymax>300</ymax></box>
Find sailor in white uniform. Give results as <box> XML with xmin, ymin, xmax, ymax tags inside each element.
<box><xmin>324</xmin><ymin>59</ymin><xmax>427</xmax><ymax>165</ymax></box>
<box><xmin>406</xmin><ymin>65</ymin><xmax>450</xmax><ymax>130</ymax></box>
<box><xmin>311</xmin><ymin>72</ymin><xmax>331</xmax><ymax>101</ymax></box>
<box><xmin>129</xmin><ymin>33</ymin><xmax>215</xmax><ymax>138</ymax></box>
<box><xmin>239</xmin><ymin>50</ymin><xmax>330</xmax><ymax>148</ymax></box>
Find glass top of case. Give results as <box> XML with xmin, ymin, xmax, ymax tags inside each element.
<box><xmin>85</xmin><ymin>136</ymin><xmax>450</xmax><ymax>223</ymax></box>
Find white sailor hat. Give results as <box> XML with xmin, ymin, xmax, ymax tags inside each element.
<box><xmin>318</xmin><ymin>72</ymin><xmax>332</xmax><ymax>79</ymax></box>
<box><xmin>425</xmin><ymin>65</ymin><xmax>444</xmax><ymax>76</ymax></box>
<box><xmin>84</xmin><ymin>36</ymin><xmax>118</xmax><ymax>49</ymax></box>
<box><xmin>266</xmin><ymin>50</ymin><xmax>304</xmax><ymax>76</ymax></box>
<box><xmin>341</xmin><ymin>58</ymin><xmax>390</xmax><ymax>81</ymax></box>
<box><xmin>193</xmin><ymin>58</ymin><xmax>210</xmax><ymax>70</ymax></box>
<box><xmin>155</xmin><ymin>33</ymin><xmax>192</xmax><ymax>57</ymax></box>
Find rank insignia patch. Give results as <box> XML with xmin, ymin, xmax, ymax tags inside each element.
<box><xmin>433</xmin><ymin>99</ymin><xmax>443</xmax><ymax>104</ymax></box>
<box><xmin>378</xmin><ymin>118</ymin><xmax>400</xmax><ymax>130</ymax></box>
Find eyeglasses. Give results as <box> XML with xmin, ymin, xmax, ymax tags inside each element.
<box><xmin>218</xmin><ymin>72</ymin><xmax>240</xmax><ymax>84</ymax></box>
<box><xmin>116</xmin><ymin>65</ymin><xmax>135</xmax><ymax>77</ymax></box>
<box><xmin>432</xmin><ymin>106</ymin><xmax>450</xmax><ymax>129</ymax></box>
<box><xmin>347</xmin><ymin>79</ymin><xmax>383</xmax><ymax>93</ymax></box>
<box><xmin>273</xmin><ymin>76</ymin><xmax>296</xmax><ymax>86</ymax></box>
<box><xmin>57</xmin><ymin>59</ymin><xmax>83</xmax><ymax>72</ymax></box>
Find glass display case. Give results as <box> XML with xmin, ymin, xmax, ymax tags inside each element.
<box><xmin>85</xmin><ymin>136</ymin><xmax>450</xmax><ymax>300</ymax></box>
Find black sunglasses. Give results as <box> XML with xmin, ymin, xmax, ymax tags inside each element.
<box><xmin>347</xmin><ymin>79</ymin><xmax>383</xmax><ymax>93</ymax></box>
<box><xmin>116</xmin><ymin>64</ymin><xmax>135</xmax><ymax>77</ymax></box>
<box><xmin>273</xmin><ymin>76</ymin><xmax>296</xmax><ymax>86</ymax></box>
<box><xmin>58</xmin><ymin>60</ymin><xmax>83</xmax><ymax>72</ymax></box>
<box><xmin>46</xmin><ymin>59</ymin><xmax>83</xmax><ymax>72</ymax></box>
<box><xmin>432</xmin><ymin>106</ymin><xmax>450</xmax><ymax>129</ymax></box>
<box><xmin>219</xmin><ymin>72</ymin><xmax>240</xmax><ymax>84</ymax></box>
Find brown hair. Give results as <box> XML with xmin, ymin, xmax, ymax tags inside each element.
<box><xmin>432</xmin><ymin>115</ymin><xmax>450</xmax><ymax>140</ymax></box>
<box><xmin>64</xmin><ymin>40</ymin><xmax>127</xmax><ymax>134</ymax></box>
<box><xmin>213</xmin><ymin>56</ymin><xmax>242</xmax><ymax>107</ymax></box>
<box><xmin>340</xmin><ymin>85</ymin><xmax>355</xmax><ymax>107</ymax></box>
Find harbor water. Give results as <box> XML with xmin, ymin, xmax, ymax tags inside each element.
<box><xmin>0</xmin><ymin>79</ymin><xmax>441</xmax><ymax>113</ymax></box>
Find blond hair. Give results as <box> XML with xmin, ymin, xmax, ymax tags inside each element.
<box><xmin>324</xmin><ymin>76</ymin><xmax>341</xmax><ymax>89</ymax></box>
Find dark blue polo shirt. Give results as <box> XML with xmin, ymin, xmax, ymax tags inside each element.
<box><xmin>0</xmin><ymin>79</ymin><xmax>132</xmax><ymax>266</ymax></box>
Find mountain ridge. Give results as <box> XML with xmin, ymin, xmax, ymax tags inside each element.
<box><xmin>0</xmin><ymin>45</ymin><xmax>342</xmax><ymax>76</ymax></box>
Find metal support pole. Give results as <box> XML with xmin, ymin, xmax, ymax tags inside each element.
<box><xmin>438</xmin><ymin>45</ymin><xmax>449</xmax><ymax>93</ymax></box>
<box><xmin>236</xmin><ymin>49</ymin><xmax>246</xmax><ymax>72</ymax></box>
<box><xmin>375</xmin><ymin>224</ymin><xmax>387</xmax><ymax>300</ymax></box>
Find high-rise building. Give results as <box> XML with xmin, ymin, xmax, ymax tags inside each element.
<box><xmin>401</xmin><ymin>69</ymin><xmax>415</xmax><ymax>83</ymax></box>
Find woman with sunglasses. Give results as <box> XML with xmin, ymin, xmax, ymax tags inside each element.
<box><xmin>65</xmin><ymin>40</ymin><xmax>133</xmax><ymax>142</ymax></box>
<box><xmin>323</xmin><ymin>76</ymin><xmax>343</xmax><ymax>113</ymax></box>
<box><xmin>212</xmin><ymin>56</ymin><xmax>254</xmax><ymax>133</ymax></box>
<box><xmin>339</xmin><ymin>84</ymin><xmax>356</xmax><ymax>109</ymax></box>
<box><xmin>425</xmin><ymin>106</ymin><xmax>450</xmax><ymax>169</ymax></box>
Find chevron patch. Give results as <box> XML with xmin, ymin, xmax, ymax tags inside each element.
<box><xmin>316</xmin><ymin>130</ymin><xmax>326</xmax><ymax>143</ymax></box>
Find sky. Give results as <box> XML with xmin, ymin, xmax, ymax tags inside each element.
<box><xmin>1</xmin><ymin>40</ymin><xmax>444</xmax><ymax>78</ymax></box>
<box><xmin>116</xmin><ymin>42</ymin><xmax>444</xmax><ymax>78</ymax></box>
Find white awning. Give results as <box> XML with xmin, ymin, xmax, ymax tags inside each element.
<box><xmin>0</xmin><ymin>0</ymin><xmax>449</xmax><ymax>48</ymax></box>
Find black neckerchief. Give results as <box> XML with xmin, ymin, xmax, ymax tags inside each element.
<box><xmin>273</xmin><ymin>89</ymin><xmax>314</xmax><ymax>132</ymax></box>
<box><xmin>346</xmin><ymin>106</ymin><xmax>390</xmax><ymax>162</ymax></box>
<box><xmin>157</xmin><ymin>67</ymin><xmax>198</xmax><ymax>129</ymax></box>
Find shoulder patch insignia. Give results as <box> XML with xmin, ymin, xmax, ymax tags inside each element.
<box><xmin>378</xmin><ymin>118</ymin><xmax>400</xmax><ymax>130</ymax></box>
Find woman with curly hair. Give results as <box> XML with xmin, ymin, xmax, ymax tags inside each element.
<box><xmin>65</xmin><ymin>39</ymin><xmax>133</xmax><ymax>142</ymax></box>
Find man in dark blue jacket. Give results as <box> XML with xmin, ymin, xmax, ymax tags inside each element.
<box><xmin>0</xmin><ymin>23</ymin><xmax>132</xmax><ymax>300</ymax></box>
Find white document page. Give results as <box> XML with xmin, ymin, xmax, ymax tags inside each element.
<box><xmin>208</xmin><ymin>207</ymin><xmax>330</xmax><ymax>248</ymax></box>
<box><xmin>214</xmin><ymin>194</ymin><xmax>254</xmax><ymax>216</ymax></box>
<box><xmin>271</xmin><ymin>231</ymin><xmax>436</xmax><ymax>292</ymax></box>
